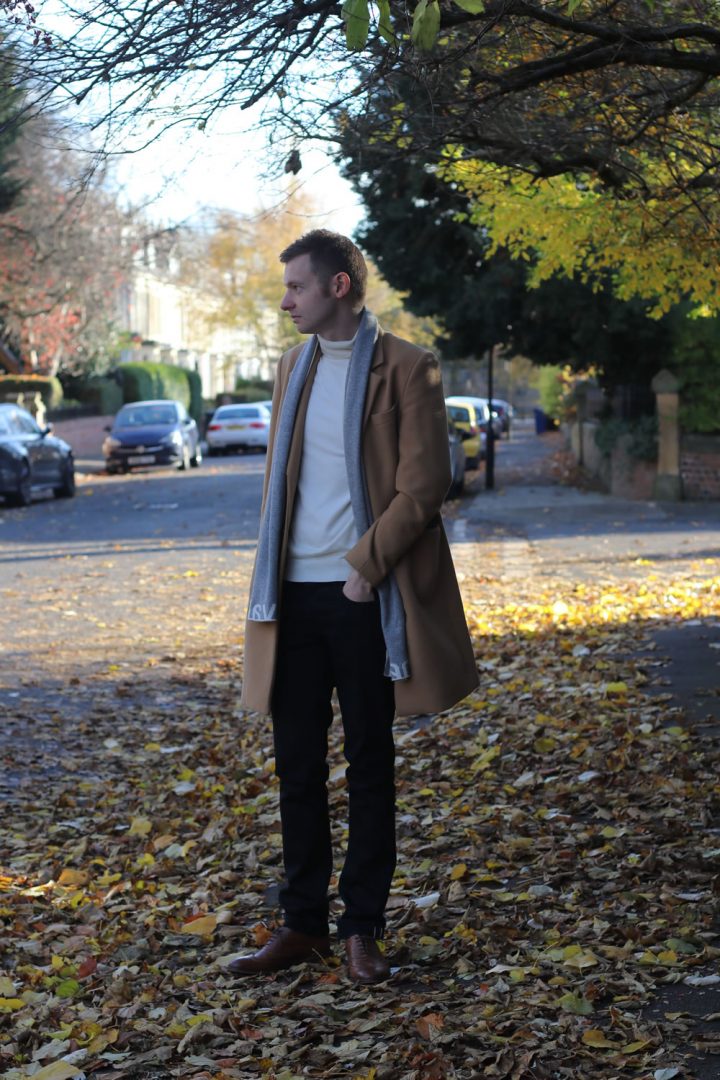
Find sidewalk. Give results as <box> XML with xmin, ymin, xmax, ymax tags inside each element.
<box><xmin>52</xmin><ymin>413</ymin><xmax>111</xmax><ymax>474</ymax></box>
<box><xmin>450</xmin><ymin>420</ymin><xmax>720</xmax><ymax>727</ymax></box>
<box><xmin>449</xmin><ymin>419</ymin><xmax>720</xmax><ymax>582</ymax></box>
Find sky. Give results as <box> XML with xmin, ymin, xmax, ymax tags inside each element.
<box><xmin>32</xmin><ymin>1</ymin><xmax>366</xmax><ymax>239</ymax></box>
<box><xmin>112</xmin><ymin>126</ymin><xmax>365</xmax><ymax>237</ymax></box>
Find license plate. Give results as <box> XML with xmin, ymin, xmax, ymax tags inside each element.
<box><xmin>226</xmin><ymin>423</ymin><xmax>247</xmax><ymax>431</ymax></box>
<box><xmin>128</xmin><ymin>454</ymin><xmax>155</xmax><ymax>465</ymax></box>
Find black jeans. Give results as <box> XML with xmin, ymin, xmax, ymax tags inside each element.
<box><xmin>271</xmin><ymin>581</ymin><xmax>396</xmax><ymax>940</ymax></box>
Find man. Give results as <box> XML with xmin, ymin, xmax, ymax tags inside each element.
<box><xmin>231</xmin><ymin>230</ymin><xmax>478</xmax><ymax>984</ymax></box>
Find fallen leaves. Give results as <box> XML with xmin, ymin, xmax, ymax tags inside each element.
<box><xmin>2</xmin><ymin>551</ymin><xmax>720</xmax><ymax>1076</ymax></box>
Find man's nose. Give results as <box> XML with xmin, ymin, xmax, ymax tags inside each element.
<box><xmin>280</xmin><ymin>291</ymin><xmax>293</xmax><ymax>311</ymax></box>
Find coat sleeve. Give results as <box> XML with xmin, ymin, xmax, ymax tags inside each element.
<box><xmin>345</xmin><ymin>350</ymin><xmax>451</xmax><ymax>587</ymax></box>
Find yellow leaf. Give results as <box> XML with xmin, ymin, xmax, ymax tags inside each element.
<box><xmin>605</xmin><ymin>681</ymin><xmax>628</xmax><ymax>696</ymax></box>
<box><xmin>129</xmin><ymin>817</ymin><xmax>153</xmax><ymax>837</ymax></box>
<box><xmin>87</xmin><ymin>1027</ymin><xmax>119</xmax><ymax>1053</ymax></box>
<box><xmin>562</xmin><ymin>945</ymin><xmax>582</xmax><ymax>958</ymax></box>
<box><xmin>534</xmin><ymin>736</ymin><xmax>557</xmax><ymax>753</ymax></box>
<box><xmin>234</xmin><ymin>997</ymin><xmax>257</xmax><ymax>1013</ymax></box>
<box><xmin>563</xmin><ymin>950</ymin><xmax>599</xmax><ymax>969</ymax></box>
<box><xmin>144</xmin><ymin>741</ymin><xmax>162</xmax><ymax>751</ymax></box>
<box><xmin>657</xmin><ymin>949</ymin><xmax>679</xmax><ymax>964</ymax></box>
<box><xmin>582</xmin><ymin>1029</ymin><xmax>618</xmax><ymax>1048</ymax></box>
<box><xmin>621</xmin><ymin>1039</ymin><xmax>650</xmax><ymax>1053</ymax></box>
<box><xmin>31</xmin><ymin>1064</ymin><xmax>84</xmax><ymax>1080</ymax></box>
<box><xmin>180</xmin><ymin>914</ymin><xmax>218</xmax><ymax>937</ymax></box>
<box><xmin>187</xmin><ymin>1011</ymin><xmax>215</xmax><ymax>1026</ymax></box>
<box><xmin>57</xmin><ymin>868</ymin><xmax>88</xmax><ymax>887</ymax></box>
<box><xmin>418</xmin><ymin>787</ymin><xmax>434</xmax><ymax>795</ymax></box>
<box><xmin>0</xmin><ymin>997</ymin><xmax>25</xmax><ymax>1012</ymax></box>
<box><xmin>449</xmin><ymin>863</ymin><xmax>468</xmax><ymax>880</ymax></box>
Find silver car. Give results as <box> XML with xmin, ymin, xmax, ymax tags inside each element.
<box><xmin>206</xmin><ymin>403</ymin><xmax>271</xmax><ymax>455</ymax></box>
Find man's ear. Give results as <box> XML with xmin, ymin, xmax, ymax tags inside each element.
<box><xmin>332</xmin><ymin>272</ymin><xmax>352</xmax><ymax>299</ymax></box>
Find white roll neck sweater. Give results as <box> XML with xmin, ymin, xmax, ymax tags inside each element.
<box><xmin>284</xmin><ymin>332</ymin><xmax>359</xmax><ymax>582</ymax></box>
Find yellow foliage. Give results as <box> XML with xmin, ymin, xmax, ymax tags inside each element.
<box><xmin>441</xmin><ymin>156</ymin><xmax>720</xmax><ymax>315</ymax></box>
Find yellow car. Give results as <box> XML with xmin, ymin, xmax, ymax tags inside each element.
<box><xmin>445</xmin><ymin>397</ymin><xmax>488</xmax><ymax>468</ymax></box>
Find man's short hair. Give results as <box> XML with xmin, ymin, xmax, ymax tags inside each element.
<box><xmin>280</xmin><ymin>229</ymin><xmax>367</xmax><ymax>310</ymax></box>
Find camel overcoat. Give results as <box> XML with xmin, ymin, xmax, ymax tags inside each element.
<box><xmin>240</xmin><ymin>327</ymin><xmax>479</xmax><ymax>718</ymax></box>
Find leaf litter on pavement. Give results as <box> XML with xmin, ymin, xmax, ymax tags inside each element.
<box><xmin>2</xmin><ymin>560</ymin><xmax>720</xmax><ymax>1079</ymax></box>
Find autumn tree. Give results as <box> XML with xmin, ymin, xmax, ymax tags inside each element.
<box><xmin>0</xmin><ymin>112</ymin><xmax>137</xmax><ymax>375</ymax></box>
<box><xmin>339</xmin><ymin>112</ymin><xmax>708</xmax><ymax>401</ymax></box>
<box><xmin>183</xmin><ymin>188</ymin><xmax>438</xmax><ymax>362</ymax></box>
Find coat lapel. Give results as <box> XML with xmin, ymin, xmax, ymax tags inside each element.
<box><xmin>362</xmin><ymin>330</ymin><xmax>387</xmax><ymax>428</ymax></box>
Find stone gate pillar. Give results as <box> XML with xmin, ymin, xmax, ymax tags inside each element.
<box><xmin>652</xmin><ymin>369</ymin><xmax>683</xmax><ymax>501</ymax></box>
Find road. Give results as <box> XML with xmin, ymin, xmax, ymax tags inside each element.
<box><xmin>0</xmin><ymin>455</ymin><xmax>265</xmax><ymax>766</ymax></box>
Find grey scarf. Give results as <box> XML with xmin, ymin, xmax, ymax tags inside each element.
<box><xmin>248</xmin><ymin>308</ymin><xmax>410</xmax><ymax>682</ymax></box>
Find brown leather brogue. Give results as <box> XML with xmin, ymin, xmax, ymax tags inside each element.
<box><xmin>228</xmin><ymin>928</ymin><xmax>332</xmax><ymax>975</ymax></box>
<box><xmin>344</xmin><ymin>934</ymin><xmax>391</xmax><ymax>984</ymax></box>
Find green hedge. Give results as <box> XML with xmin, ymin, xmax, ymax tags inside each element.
<box><xmin>0</xmin><ymin>374</ymin><xmax>63</xmax><ymax>409</ymax></box>
<box><xmin>84</xmin><ymin>377</ymin><xmax>123</xmax><ymax>416</ymax></box>
<box><xmin>117</xmin><ymin>361</ymin><xmax>190</xmax><ymax>409</ymax></box>
<box><xmin>186</xmin><ymin>369</ymin><xmax>203</xmax><ymax>423</ymax></box>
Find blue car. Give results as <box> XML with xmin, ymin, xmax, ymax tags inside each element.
<box><xmin>103</xmin><ymin>399</ymin><xmax>202</xmax><ymax>474</ymax></box>
<box><xmin>0</xmin><ymin>403</ymin><xmax>75</xmax><ymax>507</ymax></box>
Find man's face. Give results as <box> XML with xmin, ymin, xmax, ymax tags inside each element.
<box><xmin>280</xmin><ymin>254</ymin><xmax>342</xmax><ymax>336</ymax></box>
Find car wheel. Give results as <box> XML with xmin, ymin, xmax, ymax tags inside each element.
<box><xmin>54</xmin><ymin>458</ymin><xmax>76</xmax><ymax>499</ymax></box>
<box><xmin>8</xmin><ymin>463</ymin><xmax>32</xmax><ymax>507</ymax></box>
<box><xmin>178</xmin><ymin>443</ymin><xmax>191</xmax><ymax>471</ymax></box>
<box><xmin>190</xmin><ymin>442</ymin><xmax>202</xmax><ymax>467</ymax></box>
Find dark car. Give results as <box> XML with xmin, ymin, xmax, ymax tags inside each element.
<box><xmin>103</xmin><ymin>399</ymin><xmax>202</xmax><ymax>474</ymax></box>
<box><xmin>446</xmin><ymin>416</ymin><xmax>466</xmax><ymax>498</ymax></box>
<box><xmin>0</xmin><ymin>403</ymin><xmax>75</xmax><ymax>507</ymax></box>
<box><xmin>490</xmin><ymin>399</ymin><xmax>514</xmax><ymax>438</ymax></box>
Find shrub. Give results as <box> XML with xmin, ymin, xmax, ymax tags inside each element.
<box><xmin>595</xmin><ymin>416</ymin><xmax>658</xmax><ymax>461</ymax></box>
<box><xmin>233</xmin><ymin>376</ymin><xmax>273</xmax><ymax>403</ymax></box>
<box><xmin>116</xmin><ymin>362</ymin><xmax>190</xmax><ymax>409</ymax></box>
<box><xmin>537</xmin><ymin>365</ymin><xmax>566</xmax><ymax>420</ymax></box>
<box><xmin>86</xmin><ymin>377</ymin><xmax>123</xmax><ymax>415</ymax></box>
<box><xmin>186</xmin><ymin>368</ymin><xmax>203</xmax><ymax>423</ymax></box>
<box><xmin>0</xmin><ymin>374</ymin><xmax>63</xmax><ymax>408</ymax></box>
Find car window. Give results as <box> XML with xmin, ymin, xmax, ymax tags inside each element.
<box><xmin>447</xmin><ymin>405</ymin><xmax>471</xmax><ymax>424</ymax></box>
<box><xmin>216</xmin><ymin>406</ymin><xmax>260</xmax><ymax>419</ymax></box>
<box><xmin>9</xmin><ymin>409</ymin><xmax>40</xmax><ymax>435</ymax></box>
<box><xmin>116</xmin><ymin>405</ymin><xmax>177</xmax><ymax>426</ymax></box>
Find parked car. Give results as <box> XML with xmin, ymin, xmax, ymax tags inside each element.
<box><xmin>206</xmin><ymin>403</ymin><xmax>272</xmax><ymax>455</ymax></box>
<box><xmin>446</xmin><ymin>417</ymin><xmax>466</xmax><ymax>497</ymax></box>
<box><xmin>490</xmin><ymin>399</ymin><xmax>514</xmax><ymax>438</ymax></box>
<box><xmin>444</xmin><ymin>397</ymin><xmax>487</xmax><ymax>466</ymax></box>
<box><xmin>103</xmin><ymin>400</ymin><xmax>202</xmax><ymax>474</ymax></box>
<box><xmin>0</xmin><ymin>403</ymin><xmax>75</xmax><ymax>507</ymax></box>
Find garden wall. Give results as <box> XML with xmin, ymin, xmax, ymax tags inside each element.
<box><xmin>681</xmin><ymin>435</ymin><xmax>720</xmax><ymax>500</ymax></box>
